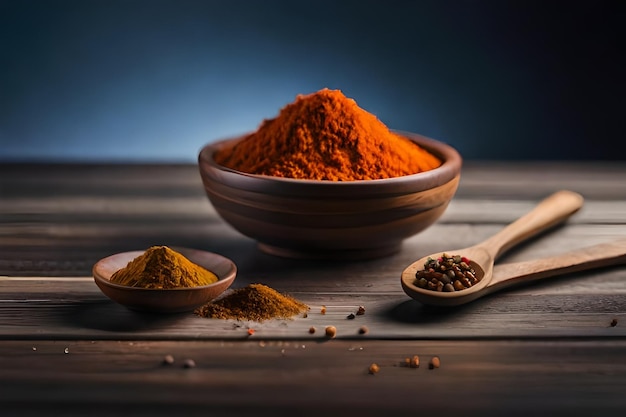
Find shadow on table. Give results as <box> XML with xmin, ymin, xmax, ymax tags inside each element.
<box><xmin>386</xmin><ymin>299</ymin><xmax>479</xmax><ymax>324</ymax></box>
<box><xmin>60</xmin><ymin>300</ymin><xmax>189</xmax><ymax>332</ymax></box>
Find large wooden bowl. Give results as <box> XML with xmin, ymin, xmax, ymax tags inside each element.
<box><xmin>198</xmin><ymin>131</ymin><xmax>462</xmax><ymax>260</ymax></box>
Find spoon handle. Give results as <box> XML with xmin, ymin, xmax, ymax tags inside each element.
<box><xmin>487</xmin><ymin>239</ymin><xmax>626</xmax><ymax>293</ymax></box>
<box><xmin>480</xmin><ymin>190</ymin><xmax>584</xmax><ymax>260</ymax></box>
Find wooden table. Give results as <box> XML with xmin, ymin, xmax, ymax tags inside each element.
<box><xmin>2</xmin><ymin>162</ymin><xmax>626</xmax><ymax>416</ymax></box>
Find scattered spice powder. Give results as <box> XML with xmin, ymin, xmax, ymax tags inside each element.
<box><xmin>214</xmin><ymin>89</ymin><xmax>441</xmax><ymax>181</ymax></box>
<box><xmin>110</xmin><ymin>246</ymin><xmax>218</xmax><ymax>289</ymax></box>
<box><xmin>195</xmin><ymin>283</ymin><xmax>308</xmax><ymax>322</ymax></box>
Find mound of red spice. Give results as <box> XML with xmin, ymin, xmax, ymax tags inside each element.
<box><xmin>214</xmin><ymin>89</ymin><xmax>441</xmax><ymax>181</ymax></box>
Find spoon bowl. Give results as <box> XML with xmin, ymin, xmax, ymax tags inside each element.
<box><xmin>402</xmin><ymin>190</ymin><xmax>584</xmax><ymax>306</ymax></box>
<box><xmin>402</xmin><ymin>239</ymin><xmax>626</xmax><ymax>306</ymax></box>
<box><xmin>401</xmin><ymin>246</ymin><xmax>492</xmax><ymax>306</ymax></box>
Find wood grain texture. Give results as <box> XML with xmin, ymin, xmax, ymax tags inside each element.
<box><xmin>489</xmin><ymin>239</ymin><xmax>626</xmax><ymax>286</ymax></box>
<box><xmin>1</xmin><ymin>339</ymin><xmax>626</xmax><ymax>417</ymax></box>
<box><xmin>2</xmin><ymin>163</ymin><xmax>626</xmax><ymax>415</ymax></box>
<box><xmin>0</xmin><ymin>277</ymin><xmax>624</xmax><ymax>340</ymax></box>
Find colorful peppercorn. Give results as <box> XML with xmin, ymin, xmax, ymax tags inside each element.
<box><xmin>415</xmin><ymin>253</ymin><xmax>480</xmax><ymax>292</ymax></box>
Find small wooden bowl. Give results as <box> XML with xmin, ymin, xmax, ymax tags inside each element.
<box><xmin>93</xmin><ymin>247</ymin><xmax>237</xmax><ymax>313</ymax></box>
<box><xmin>198</xmin><ymin>131</ymin><xmax>462</xmax><ymax>260</ymax></box>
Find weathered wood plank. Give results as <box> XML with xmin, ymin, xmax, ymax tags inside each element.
<box><xmin>3</xmin><ymin>162</ymin><xmax>626</xmax><ymax>199</ymax></box>
<box><xmin>0</xmin><ymin>163</ymin><xmax>204</xmax><ymax>197</ymax></box>
<box><xmin>3</xmin><ymin>163</ymin><xmax>626</xmax><ymax>276</ymax></box>
<box><xmin>4</xmin><ymin>196</ymin><xmax>626</xmax><ymax>224</ymax></box>
<box><xmin>2</xmin><ymin>163</ymin><xmax>626</xmax><ymax>416</ymax></box>
<box><xmin>0</xmin><ymin>275</ymin><xmax>624</xmax><ymax>340</ymax></box>
<box><xmin>2</xmin><ymin>222</ymin><xmax>625</xmax><ymax>276</ymax></box>
<box><xmin>458</xmin><ymin>161</ymin><xmax>626</xmax><ymax>200</ymax></box>
<box><xmin>0</xmin><ymin>339</ymin><xmax>625</xmax><ymax>417</ymax></box>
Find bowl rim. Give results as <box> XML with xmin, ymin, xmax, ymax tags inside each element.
<box><xmin>92</xmin><ymin>248</ymin><xmax>237</xmax><ymax>293</ymax></box>
<box><xmin>198</xmin><ymin>130</ymin><xmax>462</xmax><ymax>194</ymax></box>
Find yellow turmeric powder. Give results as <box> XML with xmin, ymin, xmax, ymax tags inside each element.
<box><xmin>110</xmin><ymin>246</ymin><xmax>218</xmax><ymax>289</ymax></box>
<box><xmin>195</xmin><ymin>283</ymin><xmax>308</xmax><ymax>322</ymax></box>
<box><xmin>214</xmin><ymin>88</ymin><xmax>441</xmax><ymax>181</ymax></box>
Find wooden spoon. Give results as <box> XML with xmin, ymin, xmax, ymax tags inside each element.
<box><xmin>402</xmin><ymin>238</ymin><xmax>626</xmax><ymax>306</ymax></box>
<box><xmin>401</xmin><ymin>190</ymin><xmax>585</xmax><ymax>306</ymax></box>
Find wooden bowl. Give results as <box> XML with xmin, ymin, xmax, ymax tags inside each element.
<box><xmin>198</xmin><ymin>131</ymin><xmax>462</xmax><ymax>260</ymax></box>
<box><xmin>93</xmin><ymin>247</ymin><xmax>237</xmax><ymax>313</ymax></box>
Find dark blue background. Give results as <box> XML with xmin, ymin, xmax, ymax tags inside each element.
<box><xmin>1</xmin><ymin>0</ymin><xmax>624</xmax><ymax>162</ymax></box>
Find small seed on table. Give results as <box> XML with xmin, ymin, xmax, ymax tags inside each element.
<box><xmin>368</xmin><ymin>363</ymin><xmax>380</xmax><ymax>374</ymax></box>
<box><xmin>162</xmin><ymin>354</ymin><xmax>175</xmax><ymax>365</ymax></box>
<box><xmin>325</xmin><ymin>326</ymin><xmax>337</xmax><ymax>338</ymax></box>
<box><xmin>429</xmin><ymin>356</ymin><xmax>441</xmax><ymax>369</ymax></box>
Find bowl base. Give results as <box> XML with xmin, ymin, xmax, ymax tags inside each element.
<box><xmin>257</xmin><ymin>242</ymin><xmax>402</xmax><ymax>260</ymax></box>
